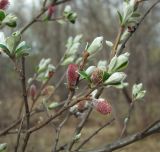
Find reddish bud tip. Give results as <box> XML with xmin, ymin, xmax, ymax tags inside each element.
<box><xmin>47</xmin><ymin>5</ymin><xmax>55</xmax><ymax>19</ymax></box>
<box><xmin>91</xmin><ymin>68</ymin><xmax>103</xmax><ymax>85</ymax></box>
<box><xmin>0</xmin><ymin>0</ymin><xmax>9</xmax><ymax>10</ymax></box>
<box><xmin>67</xmin><ymin>64</ymin><xmax>79</xmax><ymax>89</ymax></box>
<box><xmin>92</xmin><ymin>99</ymin><xmax>112</xmax><ymax>115</ymax></box>
<box><xmin>48</xmin><ymin>71</ymin><xmax>54</xmax><ymax>78</ymax></box>
<box><xmin>77</xmin><ymin>100</ymin><xmax>88</xmax><ymax>111</ymax></box>
<box><xmin>29</xmin><ymin>84</ymin><xmax>37</xmax><ymax>100</ymax></box>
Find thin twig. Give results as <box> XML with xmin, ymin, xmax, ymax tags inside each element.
<box><xmin>28</xmin><ymin>88</ymin><xmax>95</xmax><ymax>134</ymax></box>
<box><xmin>42</xmin><ymin>0</ymin><xmax>48</xmax><ymax>10</ymax></box>
<box><xmin>21</xmin><ymin>57</ymin><xmax>30</xmax><ymax>129</ymax></box>
<box><xmin>117</xmin><ymin>0</ymin><xmax>160</xmax><ymax>55</ymax></box>
<box><xmin>120</xmin><ymin>102</ymin><xmax>134</xmax><ymax>138</ymax></box>
<box><xmin>14</xmin><ymin>115</ymin><xmax>25</xmax><ymax>152</ymax></box>
<box><xmin>21</xmin><ymin>132</ymin><xmax>31</xmax><ymax>152</ymax></box>
<box><xmin>67</xmin><ymin>107</ymin><xmax>93</xmax><ymax>151</ymax></box>
<box><xmin>76</xmin><ymin>118</ymin><xmax>115</xmax><ymax>151</ymax></box>
<box><xmin>52</xmin><ymin>113</ymin><xmax>70</xmax><ymax>152</ymax></box>
<box><xmin>67</xmin><ymin>88</ymin><xmax>104</xmax><ymax>151</ymax></box>
<box><xmin>111</xmin><ymin>26</ymin><xmax>125</xmax><ymax>57</ymax></box>
<box><xmin>85</xmin><ymin>120</ymin><xmax>160</xmax><ymax>152</ymax></box>
<box><xmin>20</xmin><ymin>0</ymin><xmax>71</xmax><ymax>34</ymax></box>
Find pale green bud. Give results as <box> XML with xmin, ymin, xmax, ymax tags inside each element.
<box><xmin>85</xmin><ymin>66</ymin><xmax>96</xmax><ymax>76</ymax></box>
<box><xmin>132</xmin><ymin>83</ymin><xmax>146</xmax><ymax>100</ymax></box>
<box><xmin>97</xmin><ymin>60</ymin><xmax>107</xmax><ymax>71</ymax></box>
<box><xmin>104</xmin><ymin>72</ymin><xmax>126</xmax><ymax>85</ymax></box>
<box><xmin>87</xmin><ymin>36</ymin><xmax>103</xmax><ymax>55</ymax></box>
<box><xmin>105</xmin><ymin>40</ymin><xmax>113</xmax><ymax>48</ymax></box>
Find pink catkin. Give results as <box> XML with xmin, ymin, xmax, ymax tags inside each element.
<box><xmin>67</xmin><ymin>64</ymin><xmax>79</xmax><ymax>89</ymax></box>
<box><xmin>29</xmin><ymin>84</ymin><xmax>37</xmax><ymax>99</ymax></box>
<box><xmin>0</xmin><ymin>0</ymin><xmax>9</xmax><ymax>10</ymax></box>
<box><xmin>93</xmin><ymin>99</ymin><xmax>112</xmax><ymax>115</ymax></box>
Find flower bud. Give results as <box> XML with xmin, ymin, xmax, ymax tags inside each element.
<box><xmin>48</xmin><ymin>102</ymin><xmax>59</xmax><ymax>110</ymax></box>
<box><xmin>132</xmin><ymin>83</ymin><xmax>146</xmax><ymax>100</ymax></box>
<box><xmin>91</xmin><ymin>68</ymin><xmax>103</xmax><ymax>85</ymax></box>
<box><xmin>37</xmin><ymin>58</ymin><xmax>51</xmax><ymax>73</ymax></box>
<box><xmin>69</xmin><ymin>104</ymin><xmax>78</xmax><ymax>113</ymax></box>
<box><xmin>85</xmin><ymin>66</ymin><xmax>96</xmax><ymax>76</ymax></box>
<box><xmin>105</xmin><ymin>40</ymin><xmax>113</xmax><ymax>48</ymax></box>
<box><xmin>0</xmin><ymin>0</ymin><xmax>9</xmax><ymax>10</ymax></box>
<box><xmin>41</xmin><ymin>85</ymin><xmax>54</xmax><ymax>96</ymax></box>
<box><xmin>87</xmin><ymin>37</ymin><xmax>103</xmax><ymax>55</ymax></box>
<box><xmin>77</xmin><ymin>100</ymin><xmax>89</xmax><ymax>112</ymax></box>
<box><xmin>104</xmin><ymin>72</ymin><xmax>126</xmax><ymax>85</ymax></box>
<box><xmin>64</xmin><ymin>5</ymin><xmax>72</xmax><ymax>14</ymax></box>
<box><xmin>97</xmin><ymin>60</ymin><xmax>107</xmax><ymax>71</ymax></box>
<box><xmin>63</xmin><ymin>5</ymin><xmax>77</xmax><ymax>24</ymax></box>
<box><xmin>92</xmin><ymin>98</ymin><xmax>112</xmax><ymax>115</ymax></box>
<box><xmin>29</xmin><ymin>84</ymin><xmax>37</xmax><ymax>100</ymax></box>
<box><xmin>67</xmin><ymin>64</ymin><xmax>79</xmax><ymax>89</ymax></box>
<box><xmin>108</xmin><ymin>52</ymin><xmax>130</xmax><ymax>73</ymax></box>
<box><xmin>48</xmin><ymin>70</ymin><xmax>54</xmax><ymax>78</ymax></box>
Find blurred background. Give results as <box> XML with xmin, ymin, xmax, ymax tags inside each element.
<box><xmin>0</xmin><ymin>0</ymin><xmax>160</xmax><ymax>151</ymax></box>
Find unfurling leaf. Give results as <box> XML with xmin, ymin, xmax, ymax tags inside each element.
<box><xmin>132</xmin><ymin>83</ymin><xmax>146</xmax><ymax>100</ymax></box>
<box><xmin>0</xmin><ymin>143</ymin><xmax>7</xmax><ymax>152</ymax></box>
<box><xmin>104</xmin><ymin>72</ymin><xmax>126</xmax><ymax>85</ymax></box>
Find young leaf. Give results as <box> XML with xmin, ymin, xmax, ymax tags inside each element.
<box><xmin>103</xmin><ymin>71</ymin><xmax>110</xmax><ymax>82</ymax></box>
<box><xmin>132</xmin><ymin>12</ymin><xmax>141</xmax><ymax>18</ymax></box>
<box><xmin>48</xmin><ymin>102</ymin><xmax>60</xmax><ymax>110</ymax></box>
<box><xmin>0</xmin><ymin>10</ymin><xmax>5</xmax><ymax>21</ymax></box>
<box><xmin>117</xmin><ymin>10</ymin><xmax>123</xmax><ymax>24</ymax></box>
<box><xmin>0</xmin><ymin>143</ymin><xmax>7</xmax><ymax>152</ymax></box>
<box><xmin>78</xmin><ymin>70</ymin><xmax>90</xmax><ymax>81</ymax></box>
<box><xmin>15</xmin><ymin>41</ymin><xmax>30</xmax><ymax>58</ymax></box>
<box><xmin>0</xmin><ymin>44</ymin><xmax>10</xmax><ymax>56</ymax></box>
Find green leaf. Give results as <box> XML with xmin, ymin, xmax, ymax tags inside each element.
<box><xmin>135</xmin><ymin>90</ymin><xmax>146</xmax><ymax>100</ymax></box>
<box><xmin>102</xmin><ymin>71</ymin><xmax>110</xmax><ymax>82</ymax></box>
<box><xmin>107</xmin><ymin>82</ymin><xmax>121</xmax><ymax>86</ymax></box>
<box><xmin>78</xmin><ymin>71</ymin><xmax>90</xmax><ymax>81</ymax></box>
<box><xmin>116</xmin><ymin>61</ymin><xmax>128</xmax><ymax>71</ymax></box>
<box><xmin>132</xmin><ymin>12</ymin><xmax>141</xmax><ymax>18</ymax></box>
<box><xmin>6</xmin><ymin>31</ymin><xmax>21</xmax><ymax>54</ymax></box>
<box><xmin>0</xmin><ymin>10</ymin><xmax>5</xmax><ymax>21</ymax></box>
<box><xmin>132</xmin><ymin>83</ymin><xmax>146</xmax><ymax>101</ymax></box>
<box><xmin>60</xmin><ymin>55</ymin><xmax>75</xmax><ymax>66</ymax></box>
<box><xmin>2</xmin><ymin>14</ymin><xmax>17</xmax><ymax>28</ymax></box>
<box><xmin>6</xmin><ymin>21</ymin><xmax>17</xmax><ymax>27</ymax></box>
<box><xmin>0</xmin><ymin>44</ymin><xmax>10</xmax><ymax>56</ymax></box>
<box><xmin>15</xmin><ymin>41</ymin><xmax>30</xmax><ymax>58</ymax></box>
<box><xmin>108</xmin><ymin>56</ymin><xmax>117</xmax><ymax>74</ymax></box>
<box><xmin>0</xmin><ymin>143</ymin><xmax>7</xmax><ymax>152</ymax></box>
<box><xmin>117</xmin><ymin>10</ymin><xmax>123</xmax><ymax>24</ymax></box>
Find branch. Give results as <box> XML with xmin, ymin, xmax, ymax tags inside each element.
<box><xmin>117</xmin><ymin>0</ymin><xmax>160</xmax><ymax>55</ymax></box>
<box><xmin>20</xmin><ymin>57</ymin><xmax>30</xmax><ymax>129</ymax></box>
<box><xmin>120</xmin><ymin>102</ymin><xmax>134</xmax><ymax>138</ymax></box>
<box><xmin>28</xmin><ymin>88</ymin><xmax>94</xmax><ymax>134</ymax></box>
<box><xmin>76</xmin><ymin>118</ymin><xmax>115</xmax><ymax>151</ymax></box>
<box><xmin>66</xmin><ymin>88</ymin><xmax>104</xmax><ymax>151</ymax></box>
<box><xmin>20</xmin><ymin>0</ymin><xmax>71</xmax><ymax>34</ymax></box>
<box><xmin>85</xmin><ymin>120</ymin><xmax>160</xmax><ymax>152</ymax></box>
<box><xmin>14</xmin><ymin>115</ymin><xmax>25</xmax><ymax>152</ymax></box>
